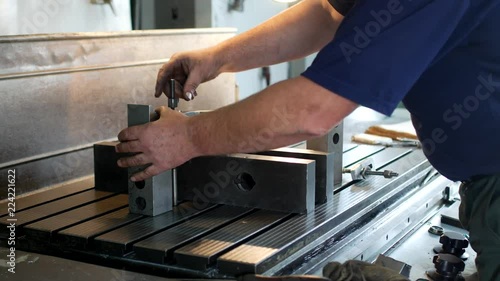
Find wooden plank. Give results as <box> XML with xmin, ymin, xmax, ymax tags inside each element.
<box><xmin>93</xmin><ymin>203</ymin><xmax>218</xmax><ymax>256</ymax></box>
<box><xmin>0</xmin><ymin>178</ymin><xmax>94</xmax><ymax>217</ymax></box>
<box><xmin>174</xmin><ymin>210</ymin><xmax>290</xmax><ymax>270</ymax></box>
<box><xmin>23</xmin><ymin>194</ymin><xmax>129</xmax><ymax>241</ymax></box>
<box><xmin>133</xmin><ymin>206</ymin><xmax>254</xmax><ymax>263</ymax></box>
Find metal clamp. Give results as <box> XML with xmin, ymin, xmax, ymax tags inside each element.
<box><xmin>343</xmin><ymin>158</ymin><xmax>398</xmax><ymax>181</ymax></box>
<box><xmin>127</xmin><ymin>104</ymin><xmax>174</xmax><ymax>216</ymax></box>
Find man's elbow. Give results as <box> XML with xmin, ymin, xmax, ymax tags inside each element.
<box><xmin>301</xmin><ymin>120</ymin><xmax>339</xmax><ymax>139</ymax></box>
<box><xmin>298</xmin><ymin>94</ymin><xmax>358</xmax><ymax>138</ymax></box>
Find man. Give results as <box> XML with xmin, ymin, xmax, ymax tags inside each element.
<box><xmin>116</xmin><ymin>0</ymin><xmax>500</xmax><ymax>279</ymax></box>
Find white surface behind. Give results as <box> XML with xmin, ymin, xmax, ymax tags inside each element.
<box><xmin>0</xmin><ymin>0</ymin><xmax>131</xmax><ymax>35</ymax></box>
<box><xmin>211</xmin><ymin>0</ymin><xmax>290</xmax><ymax>100</ymax></box>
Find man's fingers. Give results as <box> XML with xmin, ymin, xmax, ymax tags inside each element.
<box><xmin>117</xmin><ymin>153</ymin><xmax>150</xmax><ymax>168</ymax></box>
<box><xmin>130</xmin><ymin>165</ymin><xmax>161</xmax><ymax>182</ymax></box>
<box><xmin>118</xmin><ymin>126</ymin><xmax>141</xmax><ymax>142</ymax></box>
<box><xmin>183</xmin><ymin>72</ymin><xmax>201</xmax><ymax>100</ymax></box>
<box><xmin>115</xmin><ymin>140</ymin><xmax>141</xmax><ymax>153</ymax></box>
<box><xmin>162</xmin><ymin>78</ymin><xmax>192</xmax><ymax>100</ymax></box>
<box><xmin>155</xmin><ymin>64</ymin><xmax>172</xmax><ymax>98</ymax></box>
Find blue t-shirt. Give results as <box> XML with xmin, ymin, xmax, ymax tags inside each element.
<box><xmin>302</xmin><ymin>0</ymin><xmax>500</xmax><ymax>181</ymax></box>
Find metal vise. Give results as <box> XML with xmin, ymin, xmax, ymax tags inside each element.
<box><xmin>93</xmin><ymin>105</ymin><xmax>347</xmax><ymax>216</ymax></box>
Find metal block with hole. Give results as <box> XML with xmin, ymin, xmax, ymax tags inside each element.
<box><xmin>127</xmin><ymin>104</ymin><xmax>173</xmax><ymax>216</ymax></box>
<box><xmin>255</xmin><ymin>148</ymin><xmax>333</xmax><ymax>203</ymax></box>
<box><xmin>307</xmin><ymin>121</ymin><xmax>343</xmax><ymax>185</ymax></box>
<box><xmin>176</xmin><ymin>153</ymin><xmax>316</xmax><ymax>213</ymax></box>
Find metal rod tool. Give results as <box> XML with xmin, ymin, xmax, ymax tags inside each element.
<box><xmin>343</xmin><ymin>158</ymin><xmax>398</xmax><ymax>181</ymax></box>
<box><xmin>168</xmin><ymin>79</ymin><xmax>179</xmax><ymax>205</ymax></box>
<box><xmin>168</xmin><ymin>79</ymin><xmax>179</xmax><ymax>110</ymax></box>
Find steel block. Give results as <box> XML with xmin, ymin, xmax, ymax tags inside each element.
<box><xmin>307</xmin><ymin>121</ymin><xmax>343</xmax><ymax>185</ymax></box>
<box><xmin>256</xmin><ymin>148</ymin><xmax>333</xmax><ymax>203</ymax></box>
<box><xmin>94</xmin><ymin>141</ymin><xmax>128</xmax><ymax>193</ymax></box>
<box><xmin>177</xmin><ymin>153</ymin><xmax>316</xmax><ymax>214</ymax></box>
<box><xmin>127</xmin><ymin>104</ymin><xmax>173</xmax><ymax>216</ymax></box>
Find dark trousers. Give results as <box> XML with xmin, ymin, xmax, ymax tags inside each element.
<box><xmin>459</xmin><ymin>174</ymin><xmax>500</xmax><ymax>281</ymax></box>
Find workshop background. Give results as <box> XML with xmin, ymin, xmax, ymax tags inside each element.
<box><xmin>0</xmin><ymin>1</ymin><xmax>477</xmax><ymax>280</ymax></box>
<box><xmin>0</xmin><ymin>0</ymin><xmax>314</xmax><ymax>100</ymax></box>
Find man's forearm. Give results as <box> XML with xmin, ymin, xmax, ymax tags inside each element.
<box><xmin>212</xmin><ymin>0</ymin><xmax>344</xmax><ymax>74</ymax></box>
<box><xmin>186</xmin><ymin>76</ymin><xmax>357</xmax><ymax>157</ymax></box>
<box><xmin>116</xmin><ymin>76</ymin><xmax>357</xmax><ymax>181</ymax></box>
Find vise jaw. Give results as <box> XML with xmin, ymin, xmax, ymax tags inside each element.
<box><xmin>127</xmin><ymin>104</ymin><xmax>174</xmax><ymax>216</ymax></box>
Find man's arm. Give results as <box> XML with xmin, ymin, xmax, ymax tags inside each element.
<box><xmin>118</xmin><ymin>77</ymin><xmax>357</xmax><ymax>181</ymax></box>
<box><xmin>214</xmin><ymin>0</ymin><xmax>344</xmax><ymax>73</ymax></box>
<box><xmin>155</xmin><ymin>0</ymin><xmax>344</xmax><ymax>98</ymax></box>
<box><xmin>187</xmin><ymin>76</ymin><xmax>356</xmax><ymax>156</ymax></box>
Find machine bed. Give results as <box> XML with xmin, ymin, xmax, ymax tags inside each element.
<box><xmin>0</xmin><ymin>145</ymin><xmax>451</xmax><ymax>279</ymax></box>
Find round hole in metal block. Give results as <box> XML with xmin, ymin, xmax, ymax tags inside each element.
<box><xmin>136</xmin><ymin>196</ymin><xmax>146</xmax><ymax>210</ymax></box>
<box><xmin>234</xmin><ymin>172</ymin><xmax>256</xmax><ymax>192</ymax></box>
<box><xmin>135</xmin><ymin>180</ymin><xmax>146</xmax><ymax>189</ymax></box>
<box><xmin>332</xmin><ymin>133</ymin><xmax>340</xmax><ymax>144</ymax></box>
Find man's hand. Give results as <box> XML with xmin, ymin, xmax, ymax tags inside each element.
<box><xmin>116</xmin><ymin>106</ymin><xmax>198</xmax><ymax>182</ymax></box>
<box><xmin>155</xmin><ymin>48</ymin><xmax>221</xmax><ymax>101</ymax></box>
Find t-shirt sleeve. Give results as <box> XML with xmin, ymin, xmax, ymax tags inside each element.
<box><xmin>328</xmin><ymin>0</ymin><xmax>356</xmax><ymax>16</ymax></box>
<box><xmin>302</xmin><ymin>0</ymin><xmax>469</xmax><ymax>116</ymax></box>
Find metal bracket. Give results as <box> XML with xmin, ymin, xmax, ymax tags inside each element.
<box><xmin>127</xmin><ymin>104</ymin><xmax>174</xmax><ymax>216</ymax></box>
<box><xmin>343</xmin><ymin>158</ymin><xmax>398</xmax><ymax>181</ymax></box>
<box><xmin>307</xmin><ymin>121</ymin><xmax>343</xmax><ymax>185</ymax></box>
<box><xmin>176</xmin><ymin>153</ymin><xmax>316</xmax><ymax>213</ymax></box>
<box><xmin>256</xmin><ymin>148</ymin><xmax>333</xmax><ymax>204</ymax></box>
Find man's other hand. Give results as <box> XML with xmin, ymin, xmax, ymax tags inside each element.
<box><xmin>155</xmin><ymin>48</ymin><xmax>221</xmax><ymax>101</ymax></box>
<box><xmin>116</xmin><ymin>106</ymin><xmax>197</xmax><ymax>181</ymax></box>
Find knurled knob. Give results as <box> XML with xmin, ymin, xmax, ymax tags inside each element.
<box><xmin>432</xmin><ymin>253</ymin><xmax>465</xmax><ymax>279</ymax></box>
<box><xmin>439</xmin><ymin>232</ymin><xmax>469</xmax><ymax>257</ymax></box>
